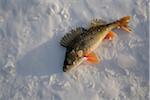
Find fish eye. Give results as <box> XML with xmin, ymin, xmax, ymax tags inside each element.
<box><xmin>77</xmin><ymin>50</ymin><xmax>83</xmax><ymax>57</ymax></box>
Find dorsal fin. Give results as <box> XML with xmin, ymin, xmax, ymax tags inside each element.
<box><xmin>89</xmin><ymin>19</ymin><xmax>107</xmax><ymax>27</ymax></box>
<box><xmin>60</xmin><ymin>27</ymin><xmax>86</xmax><ymax>47</ymax></box>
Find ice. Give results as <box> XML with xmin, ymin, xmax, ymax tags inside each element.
<box><xmin>0</xmin><ymin>0</ymin><xmax>148</xmax><ymax>100</ymax></box>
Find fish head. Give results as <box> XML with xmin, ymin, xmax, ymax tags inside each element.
<box><xmin>63</xmin><ymin>50</ymin><xmax>84</xmax><ymax>72</ymax></box>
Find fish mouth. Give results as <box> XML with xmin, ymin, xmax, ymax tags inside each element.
<box><xmin>63</xmin><ymin>65</ymin><xmax>68</xmax><ymax>72</ymax></box>
<box><xmin>63</xmin><ymin>59</ymin><xmax>85</xmax><ymax>72</ymax></box>
<box><xmin>63</xmin><ymin>65</ymin><xmax>75</xmax><ymax>72</ymax></box>
<box><xmin>63</xmin><ymin>68</ymin><xmax>67</xmax><ymax>72</ymax></box>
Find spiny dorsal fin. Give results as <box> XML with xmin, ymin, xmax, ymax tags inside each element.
<box><xmin>90</xmin><ymin>19</ymin><xmax>107</xmax><ymax>27</ymax></box>
<box><xmin>60</xmin><ymin>27</ymin><xmax>86</xmax><ymax>47</ymax></box>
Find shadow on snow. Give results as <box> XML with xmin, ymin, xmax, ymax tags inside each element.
<box><xmin>16</xmin><ymin>33</ymin><xmax>66</xmax><ymax>76</ymax></box>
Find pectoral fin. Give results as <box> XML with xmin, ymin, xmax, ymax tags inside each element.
<box><xmin>84</xmin><ymin>52</ymin><xmax>100</xmax><ymax>64</ymax></box>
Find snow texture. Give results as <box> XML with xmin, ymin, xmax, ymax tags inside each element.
<box><xmin>0</xmin><ymin>0</ymin><xmax>149</xmax><ymax>100</ymax></box>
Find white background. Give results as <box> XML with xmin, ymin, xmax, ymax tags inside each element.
<box><xmin>0</xmin><ymin>0</ymin><xmax>149</xmax><ymax>100</ymax></box>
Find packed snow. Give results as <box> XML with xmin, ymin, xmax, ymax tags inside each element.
<box><xmin>0</xmin><ymin>0</ymin><xmax>149</xmax><ymax>100</ymax></box>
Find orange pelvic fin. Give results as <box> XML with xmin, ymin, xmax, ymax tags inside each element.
<box><xmin>84</xmin><ymin>52</ymin><xmax>100</xmax><ymax>64</ymax></box>
<box><xmin>104</xmin><ymin>31</ymin><xmax>116</xmax><ymax>40</ymax></box>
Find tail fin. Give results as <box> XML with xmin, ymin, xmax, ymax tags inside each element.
<box><xmin>116</xmin><ymin>16</ymin><xmax>132</xmax><ymax>33</ymax></box>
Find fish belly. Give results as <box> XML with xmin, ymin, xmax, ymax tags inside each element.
<box><xmin>87</xmin><ymin>31</ymin><xmax>108</xmax><ymax>53</ymax></box>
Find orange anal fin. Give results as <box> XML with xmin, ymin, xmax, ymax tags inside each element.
<box><xmin>84</xmin><ymin>52</ymin><xmax>100</xmax><ymax>64</ymax></box>
<box><xmin>104</xmin><ymin>31</ymin><xmax>116</xmax><ymax>40</ymax></box>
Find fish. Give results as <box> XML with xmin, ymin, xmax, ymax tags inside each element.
<box><xmin>60</xmin><ymin>16</ymin><xmax>132</xmax><ymax>72</ymax></box>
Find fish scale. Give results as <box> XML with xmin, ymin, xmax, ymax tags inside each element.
<box><xmin>60</xmin><ymin>16</ymin><xmax>131</xmax><ymax>72</ymax></box>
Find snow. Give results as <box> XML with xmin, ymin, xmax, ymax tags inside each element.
<box><xmin>0</xmin><ymin>0</ymin><xmax>149</xmax><ymax>100</ymax></box>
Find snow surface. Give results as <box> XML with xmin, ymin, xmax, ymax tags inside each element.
<box><xmin>0</xmin><ymin>0</ymin><xmax>149</xmax><ymax>100</ymax></box>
